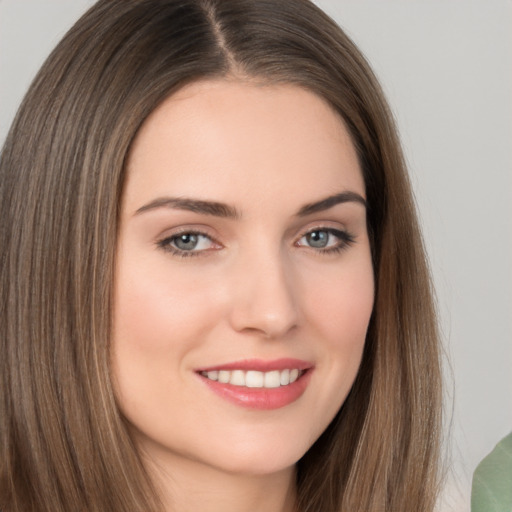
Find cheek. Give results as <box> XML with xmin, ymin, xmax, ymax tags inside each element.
<box><xmin>302</xmin><ymin>256</ymin><xmax>374</xmax><ymax>413</ymax></box>
<box><xmin>113</xmin><ymin>259</ymin><xmax>221</xmax><ymax>355</ymax></box>
<box><xmin>306</xmin><ymin>255</ymin><xmax>374</xmax><ymax>346</ymax></box>
<box><xmin>111</xmin><ymin>263</ymin><xmax>228</xmax><ymax>443</ymax></box>
<box><xmin>110</xmin><ymin>258</ymin><xmax>222</xmax><ymax>411</ymax></box>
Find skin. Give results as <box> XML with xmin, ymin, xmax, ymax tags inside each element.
<box><xmin>112</xmin><ymin>79</ymin><xmax>374</xmax><ymax>512</ymax></box>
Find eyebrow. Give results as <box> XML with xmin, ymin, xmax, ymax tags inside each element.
<box><xmin>134</xmin><ymin>191</ymin><xmax>366</xmax><ymax>219</ymax></box>
<box><xmin>135</xmin><ymin>197</ymin><xmax>241</xmax><ymax>218</ymax></box>
<box><xmin>296</xmin><ymin>191</ymin><xmax>366</xmax><ymax>216</ymax></box>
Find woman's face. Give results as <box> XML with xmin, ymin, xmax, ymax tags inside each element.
<box><xmin>112</xmin><ymin>80</ymin><xmax>374</xmax><ymax>477</ymax></box>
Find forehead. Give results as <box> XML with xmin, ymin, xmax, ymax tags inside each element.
<box><xmin>124</xmin><ymin>79</ymin><xmax>364</xmax><ymax>213</ymax></box>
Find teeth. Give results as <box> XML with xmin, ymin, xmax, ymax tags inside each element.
<box><xmin>246</xmin><ymin>370</ymin><xmax>264</xmax><ymax>388</ymax></box>
<box><xmin>230</xmin><ymin>370</ymin><xmax>245</xmax><ymax>386</ymax></box>
<box><xmin>201</xmin><ymin>368</ymin><xmax>304</xmax><ymax>388</ymax></box>
<box><xmin>264</xmin><ymin>370</ymin><xmax>281</xmax><ymax>388</ymax></box>
<box><xmin>207</xmin><ymin>370</ymin><xmax>218</xmax><ymax>381</ymax></box>
<box><xmin>218</xmin><ymin>370</ymin><xmax>230</xmax><ymax>383</ymax></box>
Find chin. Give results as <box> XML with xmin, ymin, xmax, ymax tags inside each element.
<box><xmin>200</xmin><ymin>430</ymin><xmax>313</xmax><ymax>477</ymax></box>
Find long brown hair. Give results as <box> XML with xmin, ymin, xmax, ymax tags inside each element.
<box><xmin>0</xmin><ymin>1</ymin><xmax>442</xmax><ymax>510</ymax></box>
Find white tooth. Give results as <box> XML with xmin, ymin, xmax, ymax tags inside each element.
<box><xmin>230</xmin><ymin>370</ymin><xmax>245</xmax><ymax>386</ymax></box>
<box><xmin>245</xmin><ymin>371</ymin><xmax>264</xmax><ymax>388</ymax></box>
<box><xmin>218</xmin><ymin>370</ymin><xmax>230</xmax><ymax>383</ymax></box>
<box><xmin>280</xmin><ymin>369</ymin><xmax>290</xmax><ymax>386</ymax></box>
<box><xmin>289</xmin><ymin>369</ymin><xmax>299</xmax><ymax>383</ymax></box>
<box><xmin>207</xmin><ymin>371</ymin><xmax>218</xmax><ymax>381</ymax></box>
<box><xmin>264</xmin><ymin>370</ymin><xmax>281</xmax><ymax>388</ymax></box>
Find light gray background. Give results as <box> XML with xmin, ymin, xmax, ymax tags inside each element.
<box><xmin>1</xmin><ymin>1</ymin><xmax>511</xmax><ymax>510</ymax></box>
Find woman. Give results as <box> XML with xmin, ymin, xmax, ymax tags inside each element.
<box><xmin>0</xmin><ymin>1</ymin><xmax>442</xmax><ymax>511</ymax></box>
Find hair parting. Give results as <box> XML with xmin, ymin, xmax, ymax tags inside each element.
<box><xmin>0</xmin><ymin>1</ymin><xmax>442</xmax><ymax>511</ymax></box>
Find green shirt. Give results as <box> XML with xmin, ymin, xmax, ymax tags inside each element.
<box><xmin>472</xmin><ymin>431</ymin><xmax>512</xmax><ymax>512</ymax></box>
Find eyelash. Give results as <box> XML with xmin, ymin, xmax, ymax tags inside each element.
<box><xmin>296</xmin><ymin>228</ymin><xmax>356</xmax><ymax>255</ymax></box>
<box><xmin>157</xmin><ymin>229</ymin><xmax>217</xmax><ymax>258</ymax></box>
<box><xmin>156</xmin><ymin>227</ymin><xmax>356</xmax><ymax>258</ymax></box>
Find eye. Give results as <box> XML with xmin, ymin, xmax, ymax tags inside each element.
<box><xmin>296</xmin><ymin>228</ymin><xmax>355</xmax><ymax>253</ymax></box>
<box><xmin>157</xmin><ymin>231</ymin><xmax>219</xmax><ymax>256</ymax></box>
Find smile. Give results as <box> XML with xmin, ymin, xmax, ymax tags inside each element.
<box><xmin>200</xmin><ymin>369</ymin><xmax>303</xmax><ymax>388</ymax></box>
<box><xmin>196</xmin><ymin>359</ymin><xmax>313</xmax><ymax>410</ymax></box>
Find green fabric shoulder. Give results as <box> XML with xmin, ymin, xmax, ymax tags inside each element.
<box><xmin>471</xmin><ymin>431</ymin><xmax>512</xmax><ymax>512</ymax></box>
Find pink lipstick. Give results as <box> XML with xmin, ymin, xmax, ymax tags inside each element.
<box><xmin>196</xmin><ymin>358</ymin><xmax>313</xmax><ymax>410</ymax></box>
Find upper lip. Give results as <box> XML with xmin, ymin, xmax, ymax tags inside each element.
<box><xmin>195</xmin><ymin>358</ymin><xmax>313</xmax><ymax>373</ymax></box>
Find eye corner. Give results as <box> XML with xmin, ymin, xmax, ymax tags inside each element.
<box><xmin>156</xmin><ymin>229</ymin><xmax>223</xmax><ymax>258</ymax></box>
<box><xmin>295</xmin><ymin>226</ymin><xmax>356</xmax><ymax>254</ymax></box>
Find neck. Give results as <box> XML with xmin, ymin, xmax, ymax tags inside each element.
<box><xmin>147</xmin><ymin>453</ymin><xmax>297</xmax><ymax>512</ymax></box>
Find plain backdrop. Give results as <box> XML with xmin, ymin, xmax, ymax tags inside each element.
<box><xmin>1</xmin><ymin>1</ymin><xmax>511</xmax><ymax>510</ymax></box>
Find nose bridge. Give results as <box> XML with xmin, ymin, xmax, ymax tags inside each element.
<box><xmin>228</xmin><ymin>244</ymin><xmax>299</xmax><ymax>338</ymax></box>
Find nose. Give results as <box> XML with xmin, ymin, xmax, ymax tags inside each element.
<box><xmin>227</xmin><ymin>249</ymin><xmax>299</xmax><ymax>339</ymax></box>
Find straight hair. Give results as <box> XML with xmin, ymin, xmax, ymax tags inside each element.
<box><xmin>0</xmin><ymin>1</ymin><xmax>442</xmax><ymax>510</ymax></box>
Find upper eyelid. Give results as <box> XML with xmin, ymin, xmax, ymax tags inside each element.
<box><xmin>301</xmin><ymin>225</ymin><xmax>344</xmax><ymax>234</ymax></box>
<box><xmin>157</xmin><ymin>225</ymin><xmax>218</xmax><ymax>242</ymax></box>
<box><xmin>157</xmin><ymin>227</ymin><xmax>215</xmax><ymax>242</ymax></box>
<box><xmin>293</xmin><ymin>222</ymin><xmax>349</xmax><ymax>239</ymax></box>
<box><xmin>296</xmin><ymin>226</ymin><xmax>354</xmax><ymax>242</ymax></box>
<box><xmin>157</xmin><ymin>224</ymin><xmax>351</xmax><ymax>241</ymax></box>
<box><xmin>156</xmin><ymin>223</ymin><xmax>354</xmax><ymax>250</ymax></box>
<box><xmin>162</xmin><ymin>230</ymin><xmax>215</xmax><ymax>242</ymax></box>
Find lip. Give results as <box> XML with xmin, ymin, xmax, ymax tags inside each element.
<box><xmin>195</xmin><ymin>358</ymin><xmax>314</xmax><ymax>410</ymax></box>
<box><xmin>195</xmin><ymin>358</ymin><xmax>312</xmax><ymax>373</ymax></box>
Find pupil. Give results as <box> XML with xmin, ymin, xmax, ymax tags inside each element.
<box><xmin>308</xmin><ymin>230</ymin><xmax>328</xmax><ymax>248</ymax></box>
<box><xmin>175</xmin><ymin>233</ymin><xmax>198</xmax><ymax>250</ymax></box>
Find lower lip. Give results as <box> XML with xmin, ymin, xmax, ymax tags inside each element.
<box><xmin>198</xmin><ymin>370</ymin><xmax>312</xmax><ymax>410</ymax></box>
